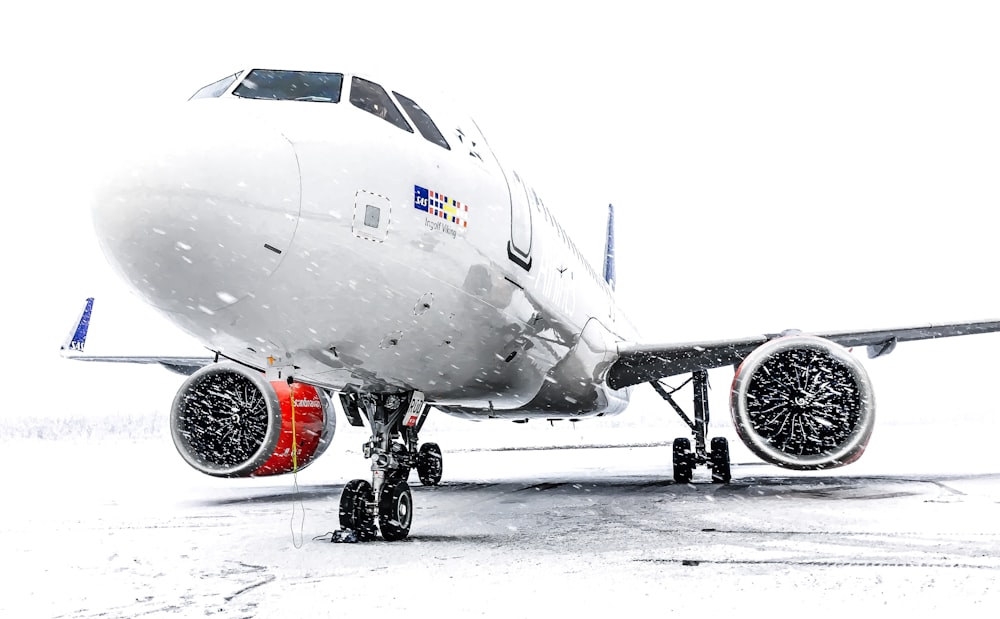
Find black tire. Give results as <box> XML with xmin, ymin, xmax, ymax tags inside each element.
<box><xmin>710</xmin><ymin>437</ymin><xmax>732</xmax><ymax>484</ymax></box>
<box><xmin>416</xmin><ymin>442</ymin><xmax>443</xmax><ymax>486</ymax></box>
<box><xmin>340</xmin><ymin>479</ymin><xmax>375</xmax><ymax>538</ymax></box>
<box><xmin>378</xmin><ymin>479</ymin><xmax>413</xmax><ymax>541</ymax></box>
<box><xmin>672</xmin><ymin>437</ymin><xmax>693</xmax><ymax>484</ymax></box>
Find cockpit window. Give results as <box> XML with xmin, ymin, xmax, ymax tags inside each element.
<box><xmin>350</xmin><ymin>77</ymin><xmax>412</xmax><ymax>133</ymax></box>
<box><xmin>189</xmin><ymin>72</ymin><xmax>242</xmax><ymax>100</ymax></box>
<box><xmin>232</xmin><ymin>69</ymin><xmax>343</xmax><ymax>102</ymax></box>
<box><xmin>393</xmin><ymin>92</ymin><xmax>450</xmax><ymax>150</ymax></box>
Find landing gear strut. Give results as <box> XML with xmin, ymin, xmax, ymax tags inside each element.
<box><xmin>651</xmin><ymin>370</ymin><xmax>731</xmax><ymax>484</ymax></box>
<box><xmin>337</xmin><ymin>391</ymin><xmax>441</xmax><ymax>541</ymax></box>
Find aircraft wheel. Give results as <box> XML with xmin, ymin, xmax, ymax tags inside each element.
<box><xmin>340</xmin><ymin>479</ymin><xmax>376</xmax><ymax>538</ymax></box>
<box><xmin>710</xmin><ymin>437</ymin><xmax>731</xmax><ymax>484</ymax></box>
<box><xmin>378</xmin><ymin>479</ymin><xmax>413</xmax><ymax>541</ymax></box>
<box><xmin>417</xmin><ymin>442</ymin><xmax>443</xmax><ymax>486</ymax></box>
<box><xmin>672</xmin><ymin>438</ymin><xmax>694</xmax><ymax>484</ymax></box>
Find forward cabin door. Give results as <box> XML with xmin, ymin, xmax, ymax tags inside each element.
<box><xmin>453</xmin><ymin>116</ymin><xmax>533</xmax><ymax>272</ymax></box>
<box><xmin>505</xmin><ymin>168</ymin><xmax>533</xmax><ymax>271</ymax></box>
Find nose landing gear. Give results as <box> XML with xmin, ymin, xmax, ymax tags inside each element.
<box><xmin>336</xmin><ymin>391</ymin><xmax>442</xmax><ymax>541</ymax></box>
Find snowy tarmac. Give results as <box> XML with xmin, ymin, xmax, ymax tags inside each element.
<box><xmin>3</xmin><ymin>417</ymin><xmax>1000</xmax><ymax>618</ymax></box>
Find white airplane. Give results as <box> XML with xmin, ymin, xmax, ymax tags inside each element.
<box><xmin>65</xmin><ymin>67</ymin><xmax>1000</xmax><ymax>541</ymax></box>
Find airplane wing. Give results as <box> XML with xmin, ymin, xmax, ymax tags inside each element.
<box><xmin>606</xmin><ymin>319</ymin><xmax>1000</xmax><ymax>390</ymax></box>
<box><xmin>62</xmin><ymin>354</ymin><xmax>214</xmax><ymax>376</ymax></box>
<box><xmin>60</xmin><ymin>298</ymin><xmax>214</xmax><ymax>376</ymax></box>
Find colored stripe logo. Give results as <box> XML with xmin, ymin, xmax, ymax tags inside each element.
<box><xmin>414</xmin><ymin>185</ymin><xmax>469</xmax><ymax>228</ymax></box>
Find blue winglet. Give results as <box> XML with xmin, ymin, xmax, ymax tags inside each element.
<box><xmin>62</xmin><ymin>297</ymin><xmax>94</xmax><ymax>353</ymax></box>
<box><xmin>603</xmin><ymin>204</ymin><xmax>616</xmax><ymax>291</ymax></box>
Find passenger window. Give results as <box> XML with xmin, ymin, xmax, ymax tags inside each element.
<box><xmin>350</xmin><ymin>77</ymin><xmax>412</xmax><ymax>133</ymax></box>
<box><xmin>393</xmin><ymin>92</ymin><xmax>450</xmax><ymax>150</ymax></box>
<box><xmin>232</xmin><ymin>69</ymin><xmax>343</xmax><ymax>102</ymax></box>
<box><xmin>189</xmin><ymin>72</ymin><xmax>242</xmax><ymax>100</ymax></box>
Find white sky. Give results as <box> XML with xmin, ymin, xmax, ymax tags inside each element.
<box><xmin>2</xmin><ymin>1</ymin><xmax>999</xmax><ymax>421</ymax></box>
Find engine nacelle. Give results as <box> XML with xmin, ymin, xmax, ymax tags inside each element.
<box><xmin>730</xmin><ymin>335</ymin><xmax>875</xmax><ymax>470</ymax></box>
<box><xmin>170</xmin><ymin>362</ymin><xmax>336</xmax><ymax>477</ymax></box>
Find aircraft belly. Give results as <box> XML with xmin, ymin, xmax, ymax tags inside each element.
<box><xmin>236</xmin><ymin>257</ymin><xmax>560</xmax><ymax>404</ymax></box>
<box><xmin>281</xmin><ymin>228</ymin><xmax>563</xmax><ymax>404</ymax></box>
<box><xmin>437</xmin><ymin>318</ymin><xmax>632</xmax><ymax>419</ymax></box>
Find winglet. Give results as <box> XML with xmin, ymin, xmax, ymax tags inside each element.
<box><xmin>61</xmin><ymin>297</ymin><xmax>94</xmax><ymax>354</ymax></box>
<box><xmin>603</xmin><ymin>204</ymin><xmax>616</xmax><ymax>291</ymax></box>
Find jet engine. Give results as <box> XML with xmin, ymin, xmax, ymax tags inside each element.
<box><xmin>730</xmin><ymin>335</ymin><xmax>875</xmax><ymax>470</ymax></box>
<box><xmin>170</xmin><ymin>362</ymin><xmax>336</xmax><ymax>477</ymax></box>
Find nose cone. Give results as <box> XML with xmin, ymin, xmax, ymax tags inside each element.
<box><xmin>92</xmin><ymin>104</ymin><xmax>300</xmax><ymax>314</ymax></box>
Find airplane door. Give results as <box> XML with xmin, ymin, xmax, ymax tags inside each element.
<box><xmin>455</xmin><ymin>117</ymin><xmax>531</xmax><ymax>271</ymax></box>
<box><xmin>506</xmin><ymin>169</ymin><xmax>533</xmax><ymax>271</ymax></box>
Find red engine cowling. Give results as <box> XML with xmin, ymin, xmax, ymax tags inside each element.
<box><xmin>170</xmin><ymin>362</ymin><xmax>336</xmax><ymax>477</ymax></box>
<box><xmin>730</xmin><ymin>335</ymin><xmax>876</xmax><ymax>470</ymax></box>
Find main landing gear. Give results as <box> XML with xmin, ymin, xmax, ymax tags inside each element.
<box><xmin>650</xmin><ymin>369</ymin><xmax>731</xmax><ymax>484</ymax></box>
<box><xmin>337</xmin><ymin>391</ymin><xmax>442</xmax><ymax>541</ymax></box>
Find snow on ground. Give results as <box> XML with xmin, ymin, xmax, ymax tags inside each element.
<box><xmin>2</xmin><ymin>410</ymin><xmax>1000</xmax><ymax>618</ymax></box>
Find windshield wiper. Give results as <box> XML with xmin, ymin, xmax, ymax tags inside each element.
<box><xmin>294</xmin><ymin>95</ymin><xmax>335</xmax><ymax>102</ymax></box>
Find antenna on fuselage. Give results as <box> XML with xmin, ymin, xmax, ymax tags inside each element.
<box><xmin>603</xmin><ymin>204</ymin><xmax>616</xmax><ymax>291</ymax></box>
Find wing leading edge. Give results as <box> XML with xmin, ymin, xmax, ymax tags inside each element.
<box><xmin>606</xmin><ymin>319</ymin><xmax>1000</xmax><ymax>390</ymax></box>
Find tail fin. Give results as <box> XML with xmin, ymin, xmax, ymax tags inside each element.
<box><xmin>61</xmin><ymin>297</ymin><xmax>94</xmax><ymax>354</ymax></box>
<box><xmin>603</xmin><ymin>204</ymin><xmax>616</xmax><ymax>291</ymax></box>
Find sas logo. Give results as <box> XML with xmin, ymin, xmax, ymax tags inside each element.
<box><xmin>414</xmin><ymin>185</ymin><xmax>469</xmax><ymax>229</ymax></box>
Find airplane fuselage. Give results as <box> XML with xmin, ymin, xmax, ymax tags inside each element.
<box><xmin>93</xmin><ymin>69</ymin><xmax>634</xmax><ymax>419</ymax></box>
